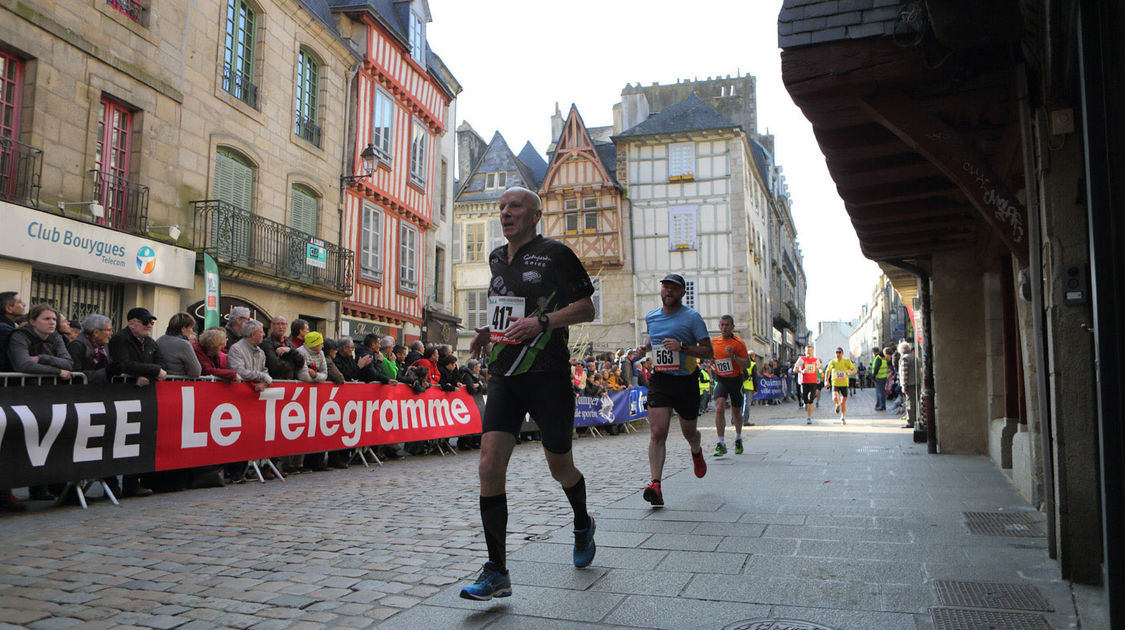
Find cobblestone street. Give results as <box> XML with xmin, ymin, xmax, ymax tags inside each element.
<box><xmin>1</xmin><ymin>390</ymin><xmax>1082</xmax><ymax>629</ymax></box>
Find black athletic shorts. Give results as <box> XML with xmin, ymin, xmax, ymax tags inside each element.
<box><xmin>712</xmin><ymin>376</ymin><xmax>745</xmax><ymax>409</ymax></box>
<box><xmin>800</xmin><ymin>382</ymin><xmax>819</xmax><ymax>405</ymax></box>
<box><xmin>647</xmin><ymin>373</ymin><xmax>701</xmax><ymax>421</ymax></box>
<box><xmin>833</xmin><ymin>385</ymin><xmax>850</xmax><ymax>398</ymax></box>
<box><xmin>483</xmin><ymin>371</ymin><xmax>576</xmax><ymax>454</ymax></box>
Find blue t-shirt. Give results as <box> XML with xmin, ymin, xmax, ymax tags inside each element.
<box><xmin>645</xmin><ymin>305</ymin><xmax>709</xmax><ymax>376</ymax></box>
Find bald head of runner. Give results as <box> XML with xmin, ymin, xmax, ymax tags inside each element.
<box><xmin>499</xmin><ymin>187</ymin><xmax>542</xmax><ymax>250</ymax></box>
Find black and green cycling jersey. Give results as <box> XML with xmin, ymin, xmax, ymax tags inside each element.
<box><xmin>486</xmin><ymin>235</ymin><xmax>594</xmax><ymax>377</ymax></box>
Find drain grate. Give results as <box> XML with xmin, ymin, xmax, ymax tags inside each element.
<box><xmin>931</xmin><ymin>607</ymin><xmax>1051</xmax><ymax>630</ymax></box>
<box><xmin>723</xmin><ymin>621</ymin><xmax>837</xmax><ymax>630</ymax></box>
<box><xmin>935</xmin><ymin>580</ymin><xmax>1054</xmax><ymax>611</ymax></box>
<box><xmin>963</xmin><ymin>511</ymin><xmax>1046</xmax><ymax>537</ymax></box>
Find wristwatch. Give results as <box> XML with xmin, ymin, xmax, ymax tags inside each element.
<box><xmin>537</xmin><ymin>313</ymin><xmax>550</xmax><ymax>332</ymax></box>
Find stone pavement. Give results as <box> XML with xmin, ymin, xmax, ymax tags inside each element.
<box><xmin>0</xmin><ymin>388</ymin><xmax>1083</xmax><ymax>629</ymax></box>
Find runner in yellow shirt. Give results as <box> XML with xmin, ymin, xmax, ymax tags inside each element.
<box><xmin>824</xmin><ymin>347</ymin><xmax>857</xmax><ymax>424</ymax></box>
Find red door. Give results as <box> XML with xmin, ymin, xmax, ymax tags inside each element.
<box><xmin>95</xmin><ymin>98</ymin><xmax>132</xmax><ymax>229</ymax></box>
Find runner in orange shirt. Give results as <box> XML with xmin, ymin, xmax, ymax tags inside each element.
<box><xmin>793</xmin><ymin>345</ymin><xmax>822</xmax><ymax>425</ymax></box>
<box><xmin>710</xmin><ymin>315</ymin><xmax>753</xmax><ymax>455</ymax></box>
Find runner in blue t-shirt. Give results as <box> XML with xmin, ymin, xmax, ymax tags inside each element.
<box><xmin>633</xmin><ymin>273</ymin><xmax>713</xmax><ymax>507</ymax></box>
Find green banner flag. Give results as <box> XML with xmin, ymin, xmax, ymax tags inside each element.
<box><xmin>203</xmin><ymin>253</ymin><xmax>220</xmax><ymax>329</ymax></box>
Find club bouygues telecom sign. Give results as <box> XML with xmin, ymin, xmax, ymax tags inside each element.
<box><xmin>6</xmin><ymin>202</ymin><xmax>195</xmax><ymax>289</ymax></box>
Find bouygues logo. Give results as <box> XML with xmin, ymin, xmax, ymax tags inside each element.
<box><xmin>136</xmin><ymin>246</ymin><xmax>156</xmax><ymax>274</ymax></box>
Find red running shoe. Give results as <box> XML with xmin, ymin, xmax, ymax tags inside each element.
<box><xmin>692</xmin><ymin>449</ymin><xmax>707</xmax><ymax>478</ymax></box>
<box><xmin>642</xmin><ymin>481</ymin><xmax>664</xmax><ymax>507</ymax></box>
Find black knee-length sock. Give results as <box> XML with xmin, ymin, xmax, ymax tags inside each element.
<box><xmin>563</xmin><ymin>475</ymin><xmax>590</xmax><ymax>530</ymax></box>
<box><xmin>480</xmin><ymin>494</ymin><xmax>508</xmax><ymax>571</ymax></box>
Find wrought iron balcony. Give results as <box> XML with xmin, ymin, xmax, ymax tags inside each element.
<box><xmin>192</xmin><ymin>199</ymin><xmax>353</xmax><ymax>294</ymax></box>
<box><xmin>221</xmin><ymin>65</ymin><xmax>258</xmax><ymax>109</ymax></box>
<box><xmin>0</xmin><ymin>136</ymin><xmax>42</xmax><ymax>208</ymax></box>
<box><xmin>295</xmin><ymin>115</ymin><xmax>321</xmax><ymax>147</ymax></box>
<box><xmin>91</xmin><ymin>169</ymin><xmax>148</xmax><ymax>234</ymax></box>
<box><xmin>106</xmin><ymin>0</ymin><xmax>145</xmax><ymax>22</ymax></box>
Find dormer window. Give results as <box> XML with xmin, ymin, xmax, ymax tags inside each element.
<box><xmin>484</xmin><ymin>171</ymin><xmax>507</xmax><ymax>190</ymax></box>
<box><xmin>409</xmin><ymin>10</ymin><xmax>426</xmax><ymax>65</ymax></box>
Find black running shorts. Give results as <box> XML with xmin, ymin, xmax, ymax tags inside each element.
<box><xmin>712</xmin><ymin>376</ymin><xmax>745</xmax><ymax>410</ymax></box>
<box><xmin>647</xmin><ymin>373</ymin><xmax>701</xmax><ymax>421</ymax></box>
<box><xmin>833</xmin><ymin>385</ymin><xmax>850</xmax><ymax>398</ymax></box>
<box><xmin>800</xmin><ymin>382</ymin><xmax>819</xmax><ymax>405</ymax></box>
<box><xmin>483</xmin><ymin>371</ymin><xmax>576</xmax><ymax>454</ymax></box>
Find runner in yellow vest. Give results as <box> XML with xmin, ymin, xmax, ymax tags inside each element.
<box><xmin>824</xmin><ymin>347</ymin><xmax>857</xmax><ymax>424</ymax></box>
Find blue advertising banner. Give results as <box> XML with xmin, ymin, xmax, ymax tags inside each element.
<box><xmin>574</xmin><ymin>387</ymin><xmax>648</xmax><ymax>427</ymax></box>
<box><xmin>752</xmin><ymin>377</ymin><xmax>784</xmax><ymax>400</ymax></box>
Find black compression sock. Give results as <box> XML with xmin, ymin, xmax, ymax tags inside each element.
<box><xmin>480</xmin><ymin>494</ymin><xmax>508</xmax><ymax>571</ymax></box>
<box><xmin>563</xmin><ymin>475</ymin><xmax>590</xmax><ymax>530</ymax></box>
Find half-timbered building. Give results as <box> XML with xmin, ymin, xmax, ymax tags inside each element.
<box><xmin>540</xmin><ymin>105</ymin><xmax>633</xmax><ymax>353</ymax></box>
<box><xmin>328</xmin><ymin>0</ymin><xmax>457</xmax><ymax>345</ymax></box>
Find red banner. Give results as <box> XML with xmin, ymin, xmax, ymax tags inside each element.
<box><xmin>154</xmin><ymin>382</ymin><xmax>481</xmax><ymax>471</ymax></box>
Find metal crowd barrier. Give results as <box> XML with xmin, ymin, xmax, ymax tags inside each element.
<box><xmin>0</xmin><ymin>371</ymin><xmax>88</xmax><ymax>386</ymax></box>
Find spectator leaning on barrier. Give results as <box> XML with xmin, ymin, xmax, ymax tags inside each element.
<box><xmin>0</xmin><ymin>291</ymin><xmax>28</xmax><ymax>372</ymax></box>
<box><xmin>404</xmin><ymin>339</ymin><xmax>424</xmax><ymax>366</ymax></box>
<box><xmin>68</xmin><ymin>314</ymin><xmax>119</xmax><ymax>383</ymax></box>
<box><xmin>261</xmin><ymin>315</ymin><xmax>300</xmax><ymax>380</ymax></box>
<box><xmin>297</xmin><ymin>332</ymin><xmax>343</xmax><ymax>384</ymax></box>
<box><xmin>378</xmin><ymin>336</ymin><xmax>398</xmax><ymax>381</ymax></box>
<box><xmin>108</xmin><ymin>307</ymin><xmax>167</xmax><ymax>386</ymax></box>
<box><xmin>157</xmin><ymin>312</ymin><xmax>202</xmax><ymax>378</ymax></box>
<box><xmin>224</xmin><ymin>306</ymin><xmax>251</xmax><ymax>351</ymax></box>
<box><xmin>7</xmin><ymin>303</ymin><xmax>75</xmax><ymax>378</ymax></box>
<box><xmin>193</xmin><ymin>328</ymin><xmax>241</xmax><ymax>382</ymax></box>
<box><xmin>56</xmin><ymin>312</ymin><xmax>80</xmax><ymax>344</ymax></box>
<box><xmin>227</xmin><ymin>320</ymin><xmax>272</xmax><ymax>391</ymax></box>
<box><xmin>289</xmin><ymin>318</ymin><xmax>309</xmax><ymax>349</ymax></box>
<box><xmin>413</xmin><ymin>344</ymin><xmax>440</xmax><ymax>385</ymax></box>
<box><xmin>334</xmin><ymin>337</ymin><xmax>375</xmax><ymax>382</ymax></box>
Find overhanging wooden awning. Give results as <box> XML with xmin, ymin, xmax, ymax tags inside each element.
<box><xmin>782</xmin><ymin>37</ymin><xmax>1028</xmax><ymax>265</ymax></box>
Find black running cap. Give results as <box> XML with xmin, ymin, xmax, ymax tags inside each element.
<box><xmin>660</xmin><ymin>273</ymin><xmax>686</xmax><ymax>287</ymax></box>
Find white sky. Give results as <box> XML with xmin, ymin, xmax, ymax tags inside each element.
<box><xmin>427</xmin><ymin>0</ymin><xmax>882</xmax><ymax>331</ymax></box>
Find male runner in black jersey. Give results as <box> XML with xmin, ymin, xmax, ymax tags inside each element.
<box><xmin>460</xmin><ymin>186</ymin><xmax>597</xmax><ymax>601</ymax></box>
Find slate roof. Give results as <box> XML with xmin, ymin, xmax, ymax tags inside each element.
<box><xmin>454</xmin><ymin>132</ymin><xmax>542</xmax><ymax>204</ymax></box>
<box><xmin>777</xmin><ymin>0</ymin><xmax>904</xmax><ymax>49</ymax></box>
<box><xmin>327</xmin><ymin>0</ymin><xmax>458</xmax><ymax>97</ymax></box>
<box><xmin>517</xmin><ymin>142</ymin><xmax>548</xmax><ymax>185</ymax></box>
<box><xmin>749</xmin><ymin>139</ymin><xmax>773</xmax><ymax>188</ymax></box>
<box><xmin>613</xmin><ymin>92</ymin><xmax>738</xmax><ymax>139</ymax></box>
<box><xmin>595</xmin><ymin>143</ymin><xmax>619</xmax><ymax>187</ymax></box>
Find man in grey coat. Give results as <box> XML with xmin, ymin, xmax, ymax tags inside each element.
<box><xmin>898</xmin><ymin>342</ymin><xmax>919</xmax><ymax>428</ymax></box>
<box><xmin>227</xmin><ymin>320</ymin><xmax>272</xmax><ymax>391</ymax></box>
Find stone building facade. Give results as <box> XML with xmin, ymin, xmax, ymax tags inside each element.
<box><xmin>0</xmin><ymin>0</ymin><xmax>357</xmax><ymax>332</ymax></box>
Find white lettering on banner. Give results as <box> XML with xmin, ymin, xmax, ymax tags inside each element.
<box><xmin>181</xmin><ymin>387</ymin><xmax>245</xmax><ymax>447</ymax></box>
<box><xmin>74</xmin><ymin>402</ymin><xmax>107</xmax><ymax>463</ymax></box>
<box><xmin>402</xmin><ymin>399</ymin><xmax>426</xmax><ymax>429</ymax></box>
<box><xmin>212</xmin><ymin>404</ymin><xmax>241</xmax><ymax>447</ymax></box>
<box><xmin>6</xmin><ymin>399</ymin><xmax>144</xmax><ymax>466</ymax></box>
<box><xmin>13</xmin><ymin>405</ymin><xmax>65</xmax><ymax>466</ymax></box>
<box><xmin>181</xmin><ymin>385</ymin><xmax>205</xmax><ymax>447</ymax></box>
<box><xmin>320</xmin><ymin>388</ymin><xmax>340</xmax><ymax>437</ymax></box>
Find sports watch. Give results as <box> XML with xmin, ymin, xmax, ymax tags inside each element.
<box><xmin>537</xmin><ymin>313</ymin><xmax>550</xmax><ymax>332</ymax></box>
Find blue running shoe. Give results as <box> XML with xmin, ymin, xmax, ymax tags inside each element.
<box><xmin>459</xmin><ymin>562</ymin><xmax>512</xmax><ymax>601</ymax></box>
<box><xmin>573</xmin><ymin>517</ymin><xmax>596</xmax><ymax>568</ymax></box>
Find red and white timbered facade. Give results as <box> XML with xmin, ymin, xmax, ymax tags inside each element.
<box><xmin>341</xmin><ymin>11</ymin><xmax>451</xmax><ymax>339</ymax></box>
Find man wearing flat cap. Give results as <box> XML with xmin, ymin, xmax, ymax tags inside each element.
<box><xmin>108</xmin><ymin>307</ymin><xmax>167</xmax><ymax>386</ymax></box>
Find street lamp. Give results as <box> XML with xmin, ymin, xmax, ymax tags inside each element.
<box><xmin>341</xmin><ymin>143</ymin><xmax>378</xmax><ymax>186</ymax></box>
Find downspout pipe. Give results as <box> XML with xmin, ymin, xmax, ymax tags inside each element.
<box><xmin>885</xmin><ymin>259</ymin><xmax>936</xmax><ymax>453</ymax></box>
<box><xmin>338</xmin><ymin>61</ymin><xmax>361</xmax><ymax>338</ymax></box>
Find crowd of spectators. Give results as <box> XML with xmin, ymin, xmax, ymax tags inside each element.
<box><xmin>0</xmin><ymin>293</ymin><xmax>492</xmax><ymax>512</ymax></box>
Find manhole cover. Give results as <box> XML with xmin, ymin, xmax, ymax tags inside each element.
<box><xmin>931</xmin><ymin>607</ymin><xmax>1051</xmax><ymax>630</ymax></box>
<box><xmin>963</xmin><ymin>511</ymin><xmax>1046</xmax><ymax>537</ymax></box>
<box><xmin>722</xmin><ymin>620</ymin><xmax>837</xmax><ymax>630</ymax></box>
<box><xmin>935</xmin><ymin>580</ymin><xmax>1053</xmax><ymax>611</ymax></box>
<box><xmin>524</xmin><ymin>534</ymin><xmax>551</xmax><ymax>541</ymax></box>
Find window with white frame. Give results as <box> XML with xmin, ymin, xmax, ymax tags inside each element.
<box><xmin>399</xmin><ymin>223</ymin><xmax>417</xmax><ymax>292</ymax></box>
<box><xmin>583</xmin><ymin>212</ymin><xmax>598</xmax><ymax>233</ymax></box>
<box><xmin>668</xmin><ymin>205</ymin><xmax>698</xmax><ymax>250</ymax></box>
<box><xmin>590</xmin><ymin>276</ymin><xmax>602</xmax><ymax>324</ymax></box>
<box><xmin>409</xmin><ymin>119</ymin><xmax>427</xmax><ymax>186</ymax></box>
<box><xmin>360</xmin><ymin>201</ymin><xmax>383</xmax><ymax>281</ymax></box>
<box><xmin>484</xmin><ymin>171</ymin><xmax>507</xmax><ymax>190</ymax></box>
<box><xmin>465</xmin><ymin>222</ymin><xmax>485</xmax><ymax>262</ymax></box>
<box><xmin>465</xmin><ymin>290</ymin><xmax>488</xmax><ymax>330</ymax></box>
<box><xmin>583</xmin><ymin>196</ymin><xmax>597</xmax><ymax>209</ymax></box>
<box><xmin>668</xmin><ymin>142</ymin><xmax>695</xmax><ymax>180</ymax></box>
<box><xmin>564</xmin><ymin>213</ymin><xmax>579</xmax><ymax>234</ymax></box>
<box><xmin>564</xmin><ymin>198</ymin><xmax>578</xmax><ymax>211</ymax></box>
<box><xmin>409</xmin><ymin>10</ymin><xmax>426</xmax><ymax>65</ymax></box>
<box><xmin>683</xmin><ymin>278</ymin><xmax>696</xmax><ymax>310</ymax></box>
<box><xmin>371</xmin><ymin>88</ymin><xmax>394</xmax><ymax>161</ymax></box>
